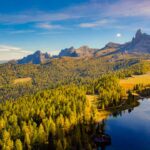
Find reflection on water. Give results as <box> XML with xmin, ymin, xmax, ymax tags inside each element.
<box><xmin>94</xmin><ymin>100</ymin><xmax>138</xmax><ymax>150</ymax></box>
<box><xmin>98</xmin><ymin>99</ymin><xmax>150</xmax><ymax>150</ymax></box>
<box><xmin>94</xmin><ymin>120</ymin><xmax>111</xmax><ymax>150</ymax></box>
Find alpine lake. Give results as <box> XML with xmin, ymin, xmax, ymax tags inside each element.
<box><xmin>96</xmin><ymin>98</ymin><xmax>150</xmax><ymax>150</ymax></box>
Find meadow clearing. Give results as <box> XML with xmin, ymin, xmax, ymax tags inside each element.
<box><xmin>120</xmin><ymin>72</ymin><xmax>150</xmax><ymax>90</ymax></box>
<box><xmin>13</xmin><ymin>77</ymin><xmax>32</xmax><ymax>84</ymax></box>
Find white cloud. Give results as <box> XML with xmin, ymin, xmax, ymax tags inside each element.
<box><xmin>0</xmin><ymin>0</ymin><xmax>149</xmax><ymax>33</ymax></box>
<box><xmin>9</xmin><ymin>30</ymin><xmax>35</xmax><ymax>34</ymax></box>
<box><xmin>116</xmin><ymin>33</ymin><xmax>122</xmax><ymax>38</ymax></box>
<box><xmin>72</xmin><ymin>0</ymin><xmax>150</xmax><ymax>18</ymax></box>
<box><xmin>0</xmin><ymin>45</ymin><xmax>32</xmax><ymax>60</ymax></box>
<box><xmin>0</xmin><ymin>0</ymin><xmax>149</xmax><ymax>26</ymax></box>
<box><xmin>79</xmin><ymin>19</ymin><xmax>113</xmax><ymax>28</ymax></box>
<box><xmin>106</xmin><ymin>0</ymin><xmax>150</xmax><ymax>17</ymax></box>
<box><xmin>36</xmin><ymin>23</ymin><xmax>63</xmax><ymax>30</ymax></box>
<box><xmin>0</xmin><ymin>11</ymin><xmax>79</xmax><ymax>25</ymax></box>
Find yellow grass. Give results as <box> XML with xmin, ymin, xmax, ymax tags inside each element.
<box><xmin>86</xmin><ymin>95</ymin><xmax>110</xmax><ymax>122</ymax></box>
<box><xmin>95</xmin><ymin>111</ymin><xmax>110</xmax><ymax>122</ymax></box>
<box><xmin>145</xmin><ymin>59</ymin><xmax>150</xmax><ymax>62</ymax></box>
<box><xmin>86</xmin><ymin>95</ymin><xmax>98</xmax><ymax>102</ymax></box>
<box><xmin>13</xmin><ymin>77</ymin><xmax>32</xmax><ymax>84</ymax></box>
<box><xmin>120</xmin><ymin>72</ymin><xmax>150</xmax><ymax>90</ymax></box>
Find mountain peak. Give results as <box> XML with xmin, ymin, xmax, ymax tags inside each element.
<box><xmin>59</xmin><ymin>46</ymin><xmax>98</xmax><ymax>58</ymax></box>
<box><xmin>135</xmin><ymin>29</ymin><xmax>143</xmax><ymax>38</ymax></box>
<box><xmin>58</xmin><ymin>47</ymin><xmax>76</xmax><ymax>57</ymax></box>
<box><xmin>17</xmin><ymin>50</ymin><xmax>51</xmax><ymax>64</ymax></box>
<box><xmin>119</xmin><ymin>29</ymin><xmax>150</xmax><ymax>53</ymax></box>
<box><xmin>34</xmin><ymin>50</ymin><xmax>42</xmax><ymax>55</ymax></box>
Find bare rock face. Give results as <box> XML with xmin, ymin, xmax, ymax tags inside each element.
<box><xmin>17</xmin><ymin>50</ymin><xmax>51</xmax><ymax>64</ymax></box>
<box><xmin>58</xmin><ymin>47</ymin><xmax>77</xmax><ymax>57</ymax></box>
<box><xmin>75</xmin><ymin>46</ymin><xmax>98</xmax><ymax>57</ymax></box>
<box><xmin>59</xmin><ymin>46</ymin><xmax>98</xmax><ymax>58</ymax></box>
<box><xmin>96</xmin><ymin>29</ymin><xmax>150</xmax><ymax>56</ymax></box>
<box><xmin>16</xmin><ymin>29</ymin><xmax>150</xmax><ymax>64</ymax></box>
<box><xmin>94</xmin><ymin>42</ymin><xmax>121</xmax><ymax>57</ymax></box>
<box><xmin>120</xmin><ymin>29</ymin><xmax>150</xmax><ymax>53</ymax></box>
<box><xmin>101</xmin><ymin>42</ymin><xmax>121</xmax><ymax>50</ymax></box>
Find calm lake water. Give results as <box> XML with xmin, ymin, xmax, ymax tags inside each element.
<box><xmin>99</xmin><ymin>99</ymin><xmax>150</xmax><ymax>150</ymax></box>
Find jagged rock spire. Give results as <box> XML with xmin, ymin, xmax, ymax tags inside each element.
<box><xmin>135</xmin><ymin>29</ymin><xmax>142</xmax><ymax>38</ymax></box>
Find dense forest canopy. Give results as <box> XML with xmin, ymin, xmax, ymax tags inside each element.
<box><xmin>0</xmin><ymin>85</ymin><xmax>99</xmax><ymax>150</ymax></box>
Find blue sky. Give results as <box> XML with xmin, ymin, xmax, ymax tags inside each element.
<box><xmin>1</xmin><ymin>0</ymin><xmax>150</xmax><ymax>60</ymax></box>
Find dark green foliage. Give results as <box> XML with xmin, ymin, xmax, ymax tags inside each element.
<box><xmin>95</xmin><ymin>75</ymin><xmax>126</xmax><ymax>109</ymax></box>
<box><xmin>115</xmin><ymin>61</ymin><xmax>150</xmax><ymax>78</ymax></box>
<box><xmin>133</xmin><ymin>84</ymin><xmax>150</xmax><ymax>97</ymax></box>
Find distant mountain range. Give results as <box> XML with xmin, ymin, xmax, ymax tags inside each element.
<box><xmin>59</xmin><ymin>46</ymin><xmax>98</xmax><ymax>58</ymax></box>
<box><xmin>15</xmin><ymin>29</ymin><xmax>150</xmax><ymax>64</ymax></box>
<box><xmin>59</xmin><ymin>29</ymin><xmax>150</xmax><ymax>58</ymax></box>
<box><xmin>17</xmin><ymin>50</ymin><xmax>51</xmax><ymax>64</ymax></box>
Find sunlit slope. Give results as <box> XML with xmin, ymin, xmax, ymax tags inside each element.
<box><xmin>13</xmin><ymin>77</ymin><xmax>32</xmax><ymax>84</ymax></box>
<box><xmin>120</xmin><ymin>72</ymin><xmax>150</xmax><ymax>90</ymax></box>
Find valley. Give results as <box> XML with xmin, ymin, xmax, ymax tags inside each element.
<box><xmin>0</xmin><ymin>30</ymin><xmax>150</xmax><ymax>150</ymax></box>
<box><xmin>1</xmin><ymin>0</ymin><xmax>150</xmax><ymax>149</ymax></box>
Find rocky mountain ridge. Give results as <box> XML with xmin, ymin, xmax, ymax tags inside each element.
<box><xmin>17</xmin><ymin>50</ymin><xmax>51</xmax><ymax>64</ymax></box>
<box><xmin>16</xmin><ymin>29</ymin><xmax>150</xmax><ymax>64</ymax></box>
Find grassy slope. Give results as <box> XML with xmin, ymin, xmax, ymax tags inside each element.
<box><xmin>86</xmin><ymin>95</ymin><xmax>110</xmax><ymax>121</ymax></box>
<box><xmin>13</xmin><ymin>77</ymin><xmax>32</xmax><ymax>84</ymax></box>
<box><xmin>120</xmin><ymin>72</ymin><xmax>150</xmax><ymax>90</ymax></box>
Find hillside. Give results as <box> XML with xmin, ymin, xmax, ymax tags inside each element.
<box><xmin>120</xmin><ymin>72</ymin><xmax>150</xmax><ymax>90</ymax></box>
<box><xmin>0</xmin><ymin>54</ymin><xmax>150</xmax><ymax>101</ymax></box>
<box><xmin>94</xmin><ymin>42</ymin><xmax>120</xmax><ymax>57</ymax></box>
